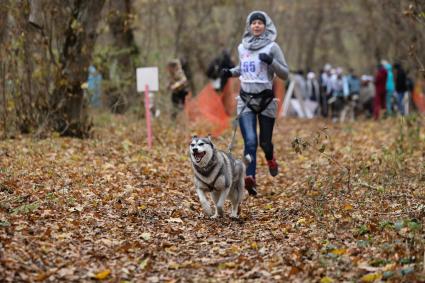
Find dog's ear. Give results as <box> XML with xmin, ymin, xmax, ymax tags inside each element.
<box><xmin>207</xmin><ymin>134</ymin><xmax>214</xmax><ymax>149</ymax></box>
<box><xmin>190</xmin><ymin>135</ymin><xmax>197</xmax><ymax>145</ymax></box>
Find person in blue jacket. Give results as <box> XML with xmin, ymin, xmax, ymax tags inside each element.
<box><xmin>382</xmin><ymin>60</ymin><xmax>395</xmax><ymax>116</ymax></box>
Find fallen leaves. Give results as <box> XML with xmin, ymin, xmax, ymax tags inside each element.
<box><xmin>329</xmin><ymin>248</ymin><xmax>347</xmax><ymax>256</ymax></box>
<box><xmin>139</xmin><ymin>257</ymin><xmax>150</xmax><ymax>270</ymax></box>
<box><xmin>93</xmin><ymin>269</ymin><xmax>111</xmax><ymax>280</ymax></box>
<box><xmin>141</xmin><ymin>232</ymin><xmax>151</xmax><ymax>241</ymax></box>
<box><xmin>360</xmin><ymin>272</ymin><xmax>382</xmax><ymax>282</ymax></box>
<box><xmin>0</xmin><ymin>116</ymin><xmax>424</xmax><ymax>282</ymax></box>
<box><xmin>250</xmin><ymin>242</ymin><xmax>258</xmax><ymax>250</ymax></box>
<box><xmin>167</xmin><ymin>217</ymin><xmax>183</xmax><ymax>223</ymax></box>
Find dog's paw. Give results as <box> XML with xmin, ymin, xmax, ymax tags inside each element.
<box><xmin>230</xmin><ymin>214</ymin><xmax>239</xmax><ymax>219</ymax></box>
<box><xmin>202</xmin><ymin>205</ymin><xmax>213</xmax><ymax>216</ymax></box>
<box><xmin>210</xmin><ymin>213</ymin><xmax>219</xmax><ymax>219</ymax></box>
<box><xmin>210</xmin><ymin>206</ymin><xmax>224</xmax><ymax>219</ymax></box>
<box><xmin>200</xmin><ymin>212</ymin><xmax>212</xmax><ymax>218</ymax></box>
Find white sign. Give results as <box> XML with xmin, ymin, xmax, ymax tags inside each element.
<box><xmin>137</xmin><ymin>67</ymin><xmax>159</xmax><ymax>92</ymax></box>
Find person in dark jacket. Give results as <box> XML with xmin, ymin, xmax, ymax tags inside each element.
<box><xmin>206</xmin><ymin>49</ymin><xmax>235</xmax><ymax>92</ymax></box>
<box><xmin>373</xmin><ymin>64</ymin><xmax>387</xmax><ymax>120</ymax></box>
<box><xmin>393</xmin><ymin>63</ymin><xmax>408</xmax><ymax>115</ymax></box>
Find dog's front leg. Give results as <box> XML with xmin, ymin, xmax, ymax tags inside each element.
<box><xmin>196</xmin><ymin>186</ymin><xmax>213</xmax><ymax>216</ymax></box>
<box><xmin>211</xmin><ymin>188</ymin><xmax>229</xmax><ymax>218</ymax></box>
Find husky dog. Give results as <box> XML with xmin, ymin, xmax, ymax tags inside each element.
<box><xmin>189</xmin><ymin>135</ymin><xmax>251</xmax><ymax>218</ymax></box>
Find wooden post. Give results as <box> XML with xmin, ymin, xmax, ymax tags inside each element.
<box><xmin>144</xmin><ymin>84</ymin><xmax>153</xmax><ymax>149</ymax></box>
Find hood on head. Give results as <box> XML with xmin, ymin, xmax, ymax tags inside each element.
<box><xmin>324</xmin><ymin>63</ymin><xmax>332</xmax><ymax>72</ymax></box>
<box><xmin>380</xmin><ymin>60</ymin><xmax>392</xmax><ymax>71</ymax></box>
<box><xmin>242</xmin><ymin>11</ymin><xmax>277</xmax><ymax>50</ymax></box>
<box><xmin>307</xmin><ymin>72</ymin><xmax>315</xmax><ymax>80</ymax></box>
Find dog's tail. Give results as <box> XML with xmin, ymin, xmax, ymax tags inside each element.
<box><xmin>243</xmin><ymin>154</ymin><xmax>252</xmax><ymax>166</ymax></box>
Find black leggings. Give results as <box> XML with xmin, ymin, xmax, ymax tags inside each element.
<box><xmin>259</xmin><ymin>115</ymin><xmax>275</xmax><ymax>160</ymax></box>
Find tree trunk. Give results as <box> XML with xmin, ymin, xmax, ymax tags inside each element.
<box><xmin>173</xmin><ymin>2</ymin><xmax>186</xmax><ymax>56</ymax></box>
<box><xmin>106</xmin><ymin>0</ymin><xmax>139</xmax><ymax>113</ymax></box>
<box><xmin>28</xmin><ymin>0</ymin><xmax>44</xmax><ymax>28</ymax></box>
<box><xmin>0</xmin><ymin>1</ymin><xmax>8</xmax><ymax>136</ymax></box>
<box><xmin>1</xmin><ymin>62</ymin><xmax>6</xmax><ymax>136</ymax></box>
<box><xmin>108</xmin><ymin>0</ymin><xmax>138</xmax><ymax>67</ymax></box>
<box><xmin>0</xmin><ymin>0</ymin><xmax>8</xmax><ymax>43</ymax></box>
<box><xmin>304</xmin><ymin>3</ymin><xmax>324</xmax><ymax>70</ymax></box>
<box><xmin>49</xmin><ymin>0</ymin><xmax>105</xmax><ymax>137</ymax></box>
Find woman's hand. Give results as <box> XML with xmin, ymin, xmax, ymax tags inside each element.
<box><xmin>259</xmin><ymin>53</ymin><xmax>273</xmax><ymax>65</ymax></box>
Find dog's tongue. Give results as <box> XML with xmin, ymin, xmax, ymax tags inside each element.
<box><xmin>194</xmin><ymin>152</ymin><xmax>206</xmax><ymax>162</ymax></box>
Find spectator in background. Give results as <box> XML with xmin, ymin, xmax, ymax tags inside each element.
<box><xmin>206</xmin><ymin>49</ymin><xmax>235</xmax><ymax>92</ymax></box>
<box><xmin>382</xmin><ymin>60</ymin><xmax>395</xmax><ymax>116</ymax></box>
<box><xmin>346</xmin><ymin>68</ymin><xmax>361</xmax><ymax>98</ymax></box>
<box><xmin>359</xmin><ymin>75</ymin><xmax>375</xmax><ymax>118</ymax></box>
<box><xmin>306</xmin><ymin>71</ymin><xmax>320</xmax><ymax>116</ymax></box>
<box><xmin>393</xmin><ymin>63</ymin><xmax>408</xmax><ymax>115</ymax></box>
<box><xmin>341</xmin><ymin>68</ymin><xmax>361</xmax><ymax>122</ymax></box>
<box><xmin>293</xmin><ymin>70</ymin><xmax>308</xmax><ymax>100</ymax></box>
<box><xmin>87</xmin><ymin>65</ymin><xmax>102</xmax><ymax>108</ymax></box>
<box><xmin>292</xmin><ymin>70</ymin><xmax>309</xmax><ymax>117</ymax></box>
<box><xmin>167</xmin><ymin>59</ymin><xmax>189</xmax><ymax>119</ymax></box>
<box><xmin>307</xmin><ymin>71</ymin><xmax>320</xmax><ymax>102</ymax></box>
<box><xmin>329</xmin><ymin>67</ymin><xmax>345</xmax><ymax>122</ymax></box>
<box><xmin>319</xmin><ymin>64</ymin><xmax>333</xmax><ymax>117</ymax></box>
<box><xmin>373</xmin><ymin>63</ymin><xmax>387</xmax><ymax>120</ymax></box>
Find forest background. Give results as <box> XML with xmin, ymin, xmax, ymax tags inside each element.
<box><xmin>0</xmin><ymin>0</ymin><xmax>424</xmax><ymax>137</ymax></box>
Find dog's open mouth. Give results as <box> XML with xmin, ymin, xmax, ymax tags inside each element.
<box><xmin>193</xmin><ymin>151</ymin><xmax>206</xmax><ymax>163</ymax></box>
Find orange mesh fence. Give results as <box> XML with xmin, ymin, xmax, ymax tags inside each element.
<box><xmin>273</xmin><ymin>78</ymin><xmax>285</xmax><ymax>116</ymax></box>
<box><xmin>412</xmin><ymin>78</ymin><xmax>425</xmax><ymax>114</ymax></box>
<box><xmin>221</xmin><ymin>78</ymin><xmax>240</xmax><ymax>116</ymax></box>
<box><xmin>184</xmin><ymin>82</ymin><xmax>232</xmax><ymax>136</ymax></box>
<box><xmin>185</xmin><ymin>77</ymin><xmax>286</xmax><ymax>136</ymax></box>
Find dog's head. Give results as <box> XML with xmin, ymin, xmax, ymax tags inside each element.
<box><xmin>189</xmin><ymin>135</ymin><xmax>214</xmax><ymax>167</ymax></box>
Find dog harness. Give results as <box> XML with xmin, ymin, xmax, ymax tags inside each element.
<box><xmin>193</xmin><ymin>151</ymin><xmax>235</xmax><ymax>191</ymax></box>
<box><xmin>199</xmin><ymin>165</ymin><xmax>229</xmax><ymax>192</ymax></box>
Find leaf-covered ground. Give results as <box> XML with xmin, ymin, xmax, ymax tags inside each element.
<box><xmin>1</xmin><ymin>113</ymin><xmax>424</xmax><ymax>282</ymax></box>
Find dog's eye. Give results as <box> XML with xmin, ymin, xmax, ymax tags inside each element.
<box><xmin>198</xmin><ymin>143</ymin><xmax>204</xmax><ymax>146</ymax></box>
<box><xmin>190</xmin><ymin>143</ymin><xmax>195</xmax><ymax>147</ymax></box>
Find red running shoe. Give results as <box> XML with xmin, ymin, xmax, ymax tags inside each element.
<box><xmin>244</xmin><ymin>175</ymin><xmax>257</xmax><ymax>196</ymax></box>
<box><xmin>267</xmin><ymin>157</ymin><xmax>278</xmax><ymax>177</ymax></box>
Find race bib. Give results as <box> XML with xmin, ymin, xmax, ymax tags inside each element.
<box><xmin>239</xmin><ymin>43</ymin><xmax>273</xmax><ymax>83</ymax></box>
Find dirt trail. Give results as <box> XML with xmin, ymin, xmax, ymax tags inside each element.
<box><xmin>0</xmin><ymin>116</ymin><xmax>424</xmax><ymax>282</ymax></box>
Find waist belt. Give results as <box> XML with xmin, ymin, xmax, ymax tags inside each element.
<box><xmin>240</xmin><ymin>89</ymin><xmax>274</xmax><ymax>114</ymax></box>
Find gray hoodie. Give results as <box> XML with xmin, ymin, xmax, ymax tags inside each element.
<box><xmin>230</xmin><ymin>11</ymin><xmax>289</xmax><ymax>117</ymax></box>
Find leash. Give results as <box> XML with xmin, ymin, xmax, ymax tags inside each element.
<box><xmin>227</xmin><ymin>96</ymin><xmax>253</xmax><ymax>154</ymax></box>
